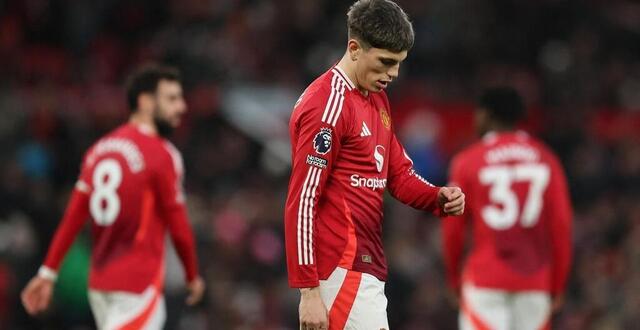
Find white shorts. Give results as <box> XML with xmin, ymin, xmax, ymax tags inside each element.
<box><xmin>318</xmin><ymin>267</ymin><xmax>389</xmax><ymax>330</ymax></box>
<box><xmin>88</xmin><ymin>284</ymin><xmax>166</xmax><ymax>330</ymax></box>
<box><xmin>460</xmin><ymin>282</ymin><xmax>551</xmax><ymax>330</ymax></box>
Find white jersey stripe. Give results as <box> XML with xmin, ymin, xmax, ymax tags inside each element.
<box><xmin>325</xmin><ymin>79</ymin><xmax>345</xmax><ymax>125</ymax></box>
<box><xmin>303</xmin><ymin>167</ymin><xmax>322</xmax><ymax>264</ymax></box>
<box><xmin>307</xmin><ymin>167</ymin><xmax>322</xmax><ymax>264</ymax></box>
<box><xmin>327</xmin><ymin>80</ymin><xmax>347</xmax><ymax>126</ymax></box>
<box><xmin>321</xmin><ymin>71</ymin><xmax>349</xmax><ymax>127</ymax></box>
<box><xmin>297</xmin><ymin>167</ymin><xmax>314</xmax><ymax>265</ymax></box>
<box><xmin>329</xmin><ymin>83</ymin><xmax>346</xmax><ymax>126</ymax></box>
<box><xmin>321</xmin><ymin>74</ymin><xmax>339</xmax><ymax>123</ymax></box>
<box><xmin>333</xmin><ymin>67</ymin><xmax>355</xmax><ymax>90</ymax></box>
<box><xmin>301</xmin><ymin>167</ymin><xmax>318</xmax><ymax>265</ymax></box>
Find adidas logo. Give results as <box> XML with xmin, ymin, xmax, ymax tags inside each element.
<box><xmin>360</xmin><ymin>122</ymin><xmax>372</xmax><ymax>137</ymax></box>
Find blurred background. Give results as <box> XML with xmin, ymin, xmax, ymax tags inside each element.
<box><xmin>1</xmin><ymin>0</ymin><xmax>639</xmax><ymax>329</ymax></box>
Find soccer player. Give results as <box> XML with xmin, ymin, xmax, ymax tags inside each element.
<box><xmin>21</xmin><ymin>64</ymin><xmax>205</xmax><ymax>329</ymax></box>
<box><xmin>284</xmin><ymin>1</ymin><xmax>465</xmax><ymax>329</ymax></box>
<box><xmin>442</xmin><ymin>87</ymin><xmax>573</xmax><ymax>330</ymax></box>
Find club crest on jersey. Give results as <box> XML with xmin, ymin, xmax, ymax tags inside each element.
<box><xmin>379</xmin><ymin>108</ymin><xmax>391</xmax><ymax>129</ymax></box>
<box><xmin>313</xmin><ymin>127</ymin><xmax>332</xmax><ymax>155</ymax></box>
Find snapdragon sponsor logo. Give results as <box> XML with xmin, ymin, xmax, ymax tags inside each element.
<box><xmin>350</xmin><ymin>174</ymin><xmax>387</xmax><ymax>191</ymax></box>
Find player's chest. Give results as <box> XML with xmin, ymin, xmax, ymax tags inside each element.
<box><xmin>340</xmin><ymin>98</ymin><xmax>393</xmax><ymax>167</ymax></box>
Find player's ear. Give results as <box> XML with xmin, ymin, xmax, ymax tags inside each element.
<box><xmin>347</xmin><ymin>39</ymin><xmax>362</xmax><ymax>61</ymax></box>
<box><xmin>137</xmin><ymin>93</ymin><xmax>155</xmax><ymax>114</ymax></box>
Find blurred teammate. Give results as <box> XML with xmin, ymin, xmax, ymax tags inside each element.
<box><xmin>443</xmin><ymin>87</ymin><xmax>573</xmax><ymax>330</ymax></box>
<box><xmin>21</xmin><ymin>64</ymin><xmax>205</xmax><ymax>329</ymax></box>
<box><xmin>284</xmin><ymin>1</ymin><xmax>465</xmax><ymax>329</ymax></box>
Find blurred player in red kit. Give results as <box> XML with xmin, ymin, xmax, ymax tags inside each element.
<box><xmin>21</xmin><ymin>64</ymin><xmax>205</xmax><ymax>329</ymax></box>
<box><xmin>443</xmin><ymin>87</ymin><xmax>573</xmax><ymax>330</ymax></box>
<box><xmin>284</xmin><ymin>1</ymin><xmax>465</xmax><ymax>329</ymax></box>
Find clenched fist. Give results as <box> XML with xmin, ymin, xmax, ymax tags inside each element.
<box><xmin>438</xmin><ymin>186</ymin><xmax>465</xmax><ymax>216</ymax></box>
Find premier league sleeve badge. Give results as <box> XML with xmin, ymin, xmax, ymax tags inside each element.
<box><xmin>313</xmin><ymin>127</ymin><xmax>332</xmax><ymax>155</ymax></box>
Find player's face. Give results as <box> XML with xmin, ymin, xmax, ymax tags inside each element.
<box><xmin>356</xmin><ymin>46</ymin><xmax>407</xmax><ymax>93</ymax></box>
<box><xmin>153</xmin><ymin>80</ymin><xmax>187</xmax><ymax>136</ymax></box>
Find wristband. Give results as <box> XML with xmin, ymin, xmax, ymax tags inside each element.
<box><xmin>38</xmin><ymin>266</ymin><xmax>58</xmax><ymax>282</ymax></box>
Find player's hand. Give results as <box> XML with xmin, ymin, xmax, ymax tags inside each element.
<box><xmin>185</xmin><ymin>276</ymin><xmax>205</xmax><ymax>306</ymax></box>
<box><xmin>299</xmin><ymin>287</ymin><xmax>328</xmax><ymax>330</ymax></box>
<box><xmin>438</xmin><ymin>186</ymin><xmax>465</xmax><ymax>216</ymax></box>
<box><xmin>21</xmin><ymin>276</ymin><xmax>54</xmax><ymax>315</ymax></box>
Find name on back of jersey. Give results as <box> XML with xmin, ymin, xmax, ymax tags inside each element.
<box><xmin>86</xmin><ymin>138</ymin><xmax>145</xmax><ymax>173</ymax></box>
<box><xmin>485</xmin><ymin>143</ymin><xmax>539</xmax><ymax>164</ymax></box>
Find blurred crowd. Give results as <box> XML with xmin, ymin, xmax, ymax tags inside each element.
<box><xmin>0</xmin><ymin>0</ymin><xmax>639</xmax><ymax>329</ymax></box>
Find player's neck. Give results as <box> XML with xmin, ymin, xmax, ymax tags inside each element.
<box><xmin>129</xmin><ymin>113</ymin><xmax>158</xmax><ymax>136</ymax></box>
<box><xmin>336</xmin><ymin>54</ymin><xmax>367</xmax><ymax>96</ymax></box>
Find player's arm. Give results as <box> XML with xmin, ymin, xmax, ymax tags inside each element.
<box><xmin>154</xmin><ymin>150</ymin><xmax>203</xmax><ymax>305</ymax></box>
<box><xmin>547</xmin><ymin>157</ymin><xmax>573</xmax><ymax>310</ymax></box>
<box><xmin>442</xmin><ymin>155</ymin><xmax>469</xmax><ymax>299</ymax></box>
<box><xmin>387</xmin><ymin>132</ymin><xmax>465</xmax><ymax>216</ymax></box>
<box><xmin>284</xmin><ymin>98</ymin><xmax>344</xmax><ymax>289</ymax></box>
<box><xmin>285</xmin><ymin>94</ymin><xmax>346</xmax><ymax>329</ymax></box>
<box><xmin>21</xmin><ymin>181</ymin><xmax>91</xmax><ymax>315</ymax></box>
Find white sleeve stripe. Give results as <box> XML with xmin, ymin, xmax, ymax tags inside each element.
<box><xmin>321</xmin><ymin>72</ymin><xmax>348</xmax><ymax>127</ymax></box>
<box><xmin>297</xmin><ymin>166</ymin><xmax>323</xmax><ymax>265</ymax></box>
<box><xmin>327</xmin><ymin>80</ymin><xmax>346</xmax><ymax>126</ymax></box>
<box><xmin>333</xmin><ymin>67</ymin><xmax>355</xmax><ymax>90</ymax></box>
<box><xmin>327</xmin><ymin>80</ymin><xmax>347</xmax><ymax>123</ymax></box>
<box><xmin>329</xmin><ymin>84</ymin><xmax>346</xmax><ymax>127</ymax></box>
<box><xmin>307</xmin><ymin>167</ymin><xmax>322</xmax><ymax>264</ymax></box>
<box><xmin>321</xmin><ymin>74</ymin><xmax>339</xmax><ymax>123</ymax></box>
<box><xmin>301</xmin><ymin>168</ymin><xmax>315</xmax><ymax>265</ymax></box>
<box><xmin>325</xmin><ymin>80</ymin><xmax>345</xmax><ymax>125</ymax></box>
<box><xmin>304</xmin><ymin>168</ymin><xmax>322</xmax><ymax>264</ymax></box>
<box><xmin>297</xmin><ymin>167</ymin><xmax>315</xmax><ymax>265</ymax></box>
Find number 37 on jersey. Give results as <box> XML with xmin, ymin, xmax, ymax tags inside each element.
<box><xmin>479</xmin><ymin>163</ymin><xmax>550</xmax><ymax>230</ymax></box>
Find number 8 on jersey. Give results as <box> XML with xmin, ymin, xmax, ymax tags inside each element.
<box><xmin>90</xmin><ymin>158</ymin><xmax>123</xmax><ymax>226</ymax></box>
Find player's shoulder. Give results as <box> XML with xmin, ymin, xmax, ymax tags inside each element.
<box><xmin>81</xmin><ymin>124</ymin><xmax>147</xmax><ymax>172</ymax></box>
<box><xmin>293</xmin><ymin>67</ymin><xmax>355</xmax><ymax>116</ymax></box>
<box><xmin>159</xmin><ymin>140</ymin><xmax>182</xmax><ymax>161</ymax></box>
<box><xmin>156</xmin><ymin>139</ymin><xmax>184</xmax><ymax>172</ymax></box>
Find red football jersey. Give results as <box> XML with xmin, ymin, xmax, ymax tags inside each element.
<box><xmin>285</xmin><ymin>67</ymin><xmax>443</xmax><ymax>288</ymax></box>
<box><xmin>443</xmin><ymin>131</ymin><xmax>572</xmax><ymax>294</ymax></box>
<box><xmin>43</xmin><ymin>123</ymin><xmax>198</xmax><ymax>293</ymax></box>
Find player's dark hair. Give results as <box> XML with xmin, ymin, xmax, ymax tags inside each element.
<box><xmin>125</xmin><ymin>64</ymin><xmax>181</xmax><ymax>111</ymax></box>
<box><xmin>478</xmin><ymin>87</ymin><xmax>526</xmax><ymax>126</ymax></box>
<box><xmin>347</xmin><ymin>0</ymin><xmax>414</xmax><ymax>52</ymax></box>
